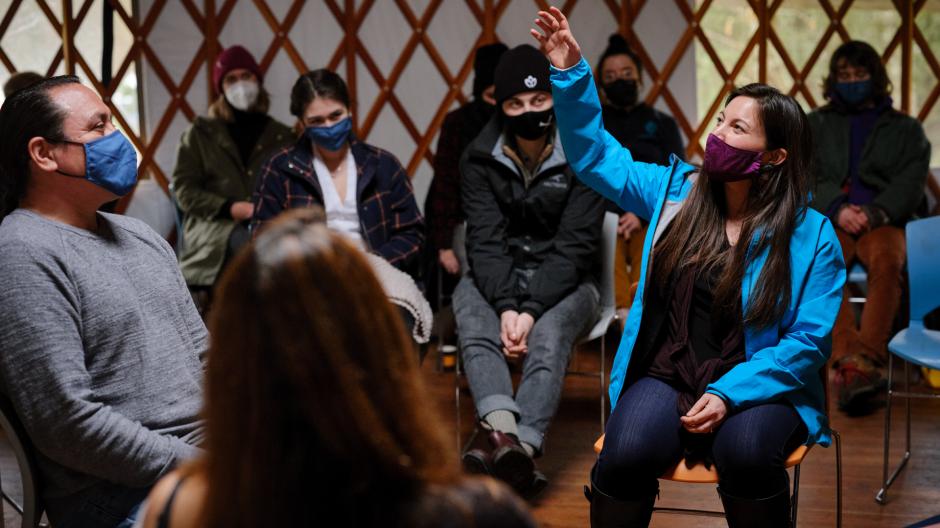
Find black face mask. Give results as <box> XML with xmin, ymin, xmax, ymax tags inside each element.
<box><xmin>506</xmin><ymin>108</ymin><xmax>554</xmax><ymax>140</ymax></box>
<box><xmin>604</xmin><ymin>79</ymin><xmax>639</xmax><ymax>108</ymax></box>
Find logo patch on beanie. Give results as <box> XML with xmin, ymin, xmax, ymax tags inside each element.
<box><xmin>524</xmin><ymin>75</ymin><xmax>538</xmax><ymax>89</ymax></box>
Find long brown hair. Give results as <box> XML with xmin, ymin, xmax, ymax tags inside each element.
<box><xmin>823</xmin><ymin>40</ymin><xmax>892</xmax><ymax>104</ymax></box>
<box><xmin>194</xmin><ymin>207</ymin><xmax>458</xmax><ymax>527</ymax></box>
<box><xmin>653</xmin><ymin>84</ymin><xmax>812</xmax><ymax>328</ymax></box>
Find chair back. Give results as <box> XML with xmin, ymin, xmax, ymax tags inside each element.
<box><xmin>906</xmin><ymin>216</ymin><xmax>940</xmax><ymax>322</ymax></box>
<box><xmin>0</xmin><ymin>393</ymin><xmax>44</xmax><ymax>527</ymax></box>
<box><xmin>452</xmin><ymin>223</ymin><xmax>468</xmax><ymax>276</ymax></box>
<box><xmin>598</xmin><ymin>212</ymin><xmax>619</xmax><ymax>313</ymax></box>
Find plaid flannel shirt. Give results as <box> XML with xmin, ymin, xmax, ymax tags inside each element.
<box><xmin>250</xmin><ymin>137</ymin><xmax>424</xmax><ymax>272</ymax></box>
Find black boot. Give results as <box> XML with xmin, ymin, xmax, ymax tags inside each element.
<box><xmin>584</xmin><ymin>466</ymin><xmax>655</xmax><ymax>528</ymax></box>
<box><xmin>717</xmin><ymin>486</ymin><xmax>791</xmax><ymax>528</ymax></box>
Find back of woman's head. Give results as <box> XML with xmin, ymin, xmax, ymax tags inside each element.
<box><xmin>202</xmin><ymin>207</ymin><xmax>456</xmax><ymax>526</ymax></box>
<box><xmin>0</xmin><ymin>75</ymin><xmax>80</xmax><ymax>219</ymax></box>
<box><xmin>290</xmin><ymin>69</ymin><xmax>351</xmax><ymax>118</ymax></box>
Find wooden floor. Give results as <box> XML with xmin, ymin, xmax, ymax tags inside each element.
<box><xmin>0</xmin><ymin>335</ymin><xmax>937</xmax><ymax>527</ymax></box>
<box><xmin>424</xmin><ymin>333</ymin><xmax>940</xmax><ymax>528</ymax></box>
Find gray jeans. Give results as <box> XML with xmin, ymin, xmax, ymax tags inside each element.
<box><xmin>453</xmin><ymin>276</ymin><xmax>599</xmax><ymax>453</ymax></box>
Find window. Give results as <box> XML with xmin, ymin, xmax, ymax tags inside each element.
<box><xmin>696</xmin><ymin>0</ymin><xmax>940</xmax><ymax>166</ymax></box>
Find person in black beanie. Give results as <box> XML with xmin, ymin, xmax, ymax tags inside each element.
<box><xmin>453</xmin><ymin>44</ymin><xmax>604</xmax><ymax>498</ymax></box>
<box><xmin>596</xmin><ymin>34</ymin><xmax>684</xmax><ymax>323</ymax></box>
<box><xmin>424</xmin><ymin>43</ymin><xmax>508</xmax><ymax>318</ymax></box>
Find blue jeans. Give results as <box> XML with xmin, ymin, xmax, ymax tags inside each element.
<box><xmin>596</xmin><ymin>377</ymin><xmax>807</xmax><ymax>500</ymax></box>
<box><xmin>45</xmin><ymin>481</ymin><xmax>149</xmax><ymax>528</ymax></box>
<box><xmin>454</xmin><ymin>276</ymin><xmax>599</xmax><ymax>452</ymax></box>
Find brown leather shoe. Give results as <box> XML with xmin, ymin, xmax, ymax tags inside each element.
<box><xmin>462</xmin><ymin>448</ymin><xmax>490</xmax><ymax>475</ymax></box>
<box><xmin>523</xmin><ymin>470</ymin><xmax>549</xmax><ymax>500</ymax></box>
<box><xmin>461</xmin><ymin>427</ymin><xmax>494</xmax><ymax>475</ymax></box>
<box><xmin>488</xmin><ymin>430</ymin><xmax>536</xmax><ymax>494</ymax></box>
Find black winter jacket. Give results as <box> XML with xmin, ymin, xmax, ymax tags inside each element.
<box><xmin>459</xmin><ymin>116</ymin><xmax>604</xmax><ymax>319</ymax></box>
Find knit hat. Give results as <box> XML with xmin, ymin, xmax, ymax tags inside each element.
<box><xmin>212</xmin><ymin>45</ymin><xmax>263</xmax><ymax>93</ymax></box>
<box><xmin>493</xmin><ymin>44</ymin><xmax>551</xmax><ymax>104</ymax></box>
<box><xmin>472</xmin><ymin>42</ymin><xmax>509</xmax><ymax>97</ymax></box>
<box><xmin>598</xmin><ymin>34</ymin><xmax>643</xmax><ymax>77</ymax></box>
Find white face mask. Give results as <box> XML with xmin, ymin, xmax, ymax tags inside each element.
<box><xmin>224</xmin><ymin>80</ymin><xmax>260</xmax><ymax>112</ymax></box>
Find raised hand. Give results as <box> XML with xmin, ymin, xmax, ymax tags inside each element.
<box><xmin>530</xmin><ymin>7</ymin><xmax>582</xmax><ymax>70</ymax></box>
<box><xmin>618</xmin><ymin>212</ymin><xmax>642</xmax><ymax>241</ymax></box>
<box><xmin>438</xmin><ymin>249</ymin><xmax>460</xmax><ymax>275</ymax></box>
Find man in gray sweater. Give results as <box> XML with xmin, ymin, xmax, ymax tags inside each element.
<box><xmin>0</xmin><ymin>76</ymin><xmax>205</xmax><ymax>527</ymax></box>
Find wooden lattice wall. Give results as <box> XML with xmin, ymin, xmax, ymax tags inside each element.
<box><xmin>0</xmin><ymin>0</ymin><xmax>937</xmax><ymax>210</ymax></box>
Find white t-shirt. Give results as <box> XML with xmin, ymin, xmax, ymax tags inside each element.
<box><xmin>313</xmin><ymin>148</ymin><xmax>362</xmax><ymax>243</ymax></box>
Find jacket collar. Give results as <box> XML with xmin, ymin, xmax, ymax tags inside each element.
<box><xmin>349</xmin><ymin>140</ymin><xmax>376</xmax><ymax>199</ymax></box>
<box><xmin>284</xmin><ymin>135</ymin><xmax>376</xmax><ymax>200</ymax></box>
<box><xmin>468</xmin><ymin>114</ymin><xmax>568</xmax><ymax>179</ymax></box>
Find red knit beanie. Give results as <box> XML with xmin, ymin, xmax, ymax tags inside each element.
<box><xmin>212</xmin><ymin>45</ymin><xmax>262</xmax><ymax>93</ymax></box>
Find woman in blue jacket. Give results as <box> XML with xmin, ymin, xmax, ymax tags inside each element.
<box><xmin>532</xmin><ymin>8</ymin><xmax>845</xmax><ymax>527</ymax></box>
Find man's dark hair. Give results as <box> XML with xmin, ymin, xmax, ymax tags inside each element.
<box><xmin>823</xmin><ymin>40</ymin><xmax>892</xmax><ymax>103</ymax></box>
<box><xmin>3</xmin><ymin>71</ymin><xmax>45</xmax><ymax>98</ymax></box>
<box><xmin>0</xmin><ymin>75</ymin><xmax>81</xmax><ymax>219</ymax></box>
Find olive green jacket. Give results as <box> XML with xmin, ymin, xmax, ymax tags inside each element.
<box><xmin>808</xmin><ymin>104</ymin><xmax>930</xmax><ymax>225</ymax></box>
<box><xmin>172</xmin><ymin>116</ymin><xmax>293</xmax><ymax>286</ymax></box>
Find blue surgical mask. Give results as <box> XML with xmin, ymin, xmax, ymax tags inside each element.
<box><xmin>305</xmin><ymin>117</ymin><xmax>352</xmax><ymax>152</ymax></box>
<box><xmin>834</xmin><ymin>79</ymin><xmax>872</xmax><ymax>106</ymax></box>
<box><xmin>54</xmin><ymin>131</ymin><xmax>138</xmax><ymax>196</ymax></box>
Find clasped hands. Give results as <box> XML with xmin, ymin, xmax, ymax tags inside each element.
<box><xmin>680</xmin><ymin>393</ymin><xmax>729</xmax><ymax>434</ymax></box>
<box><xmin>499</xmin><ymin>310</ymin><xmax>535</xmax><ymax>360</ymax></box>
<box><xmin>837</xmin><ymin>204</ymin><xmax>870</xmax><ymax>235</ymax></box>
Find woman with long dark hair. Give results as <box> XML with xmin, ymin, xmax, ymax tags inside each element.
<box><xmin>137</xmin><ymin>208</ymin><xmax>534</xmax><ymax>528</ymax></box>
<box><xmin>532</xmin><ymin>8</ymin><xmax>844</xmax><ymax>527</ymax></box>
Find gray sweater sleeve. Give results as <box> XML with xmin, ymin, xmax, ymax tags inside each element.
<box><xmin>0</xmin><ymin>245</ymin><xmax>200</xmax><ymax>488</ymax></box>
<box><xmin>152</xmin><ymin>223</ymin><xmax>210</xmax><ymax>365</ymax></box>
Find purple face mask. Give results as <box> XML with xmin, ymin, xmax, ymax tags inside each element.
<box><xmin>702</xmin><ymin>133</ymin><xmax>766</xmax><ymax>182</ymax></box>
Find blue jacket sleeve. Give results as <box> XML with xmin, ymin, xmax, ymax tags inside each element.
<box><xmin>705</xmin><ymin>221</ymin><xmax>846</xmax><ymax>409</ymax></box>
<box><xmin>550</xmin><ymin>57</ymin><xmax>675</xmax><ymax>221</ymax></box>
